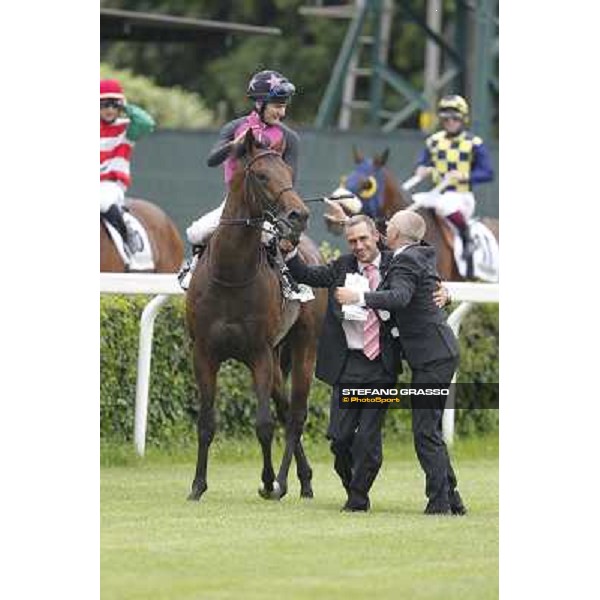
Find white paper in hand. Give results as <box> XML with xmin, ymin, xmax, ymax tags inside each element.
<box><xmin>341</xmin><ymin>273</ymin><xmax>369</xmax><ymax>321</ymax></box>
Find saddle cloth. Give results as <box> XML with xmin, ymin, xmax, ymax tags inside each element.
<box><xmin>102</xmin><ymin>211</ymin><xmax>155</xmax><ymax>271</ymax></box>
<box><xmin>451</xmin><ymin>219</ymin><xmax>499</xmax><ymax>282</ymax></box>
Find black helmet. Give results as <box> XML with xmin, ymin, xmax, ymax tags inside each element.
<box><xmin>247</xmin><ymin>70</ymin><xmax>296</xmax><ymax>103</ymax></box>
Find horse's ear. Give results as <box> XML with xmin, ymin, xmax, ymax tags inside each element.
<box><xmin>352</xmin><ymin>145</ymin><xmax>364</xmax><ymax>164</ymax></box>
<box><xmin>244</xmin><ymin>127</ymin><xmax>256</xmax><ymax>152</ymax></box>
<box><xmin>235</xmin><ymin>127</ymin><xmax>255</xmax><ymax>159</ymax></box>
<box><xmin>374</xmin><ymin>148</ymin><xmax>390</xmax><ymax>167</ymax></box>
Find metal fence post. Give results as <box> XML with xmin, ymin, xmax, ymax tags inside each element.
<box><xmin>443</xmin><ymin>301</ymin><xmax>474</xmax><ymax>445</ymax></box>
<box><xmin>134</xmin><ymin>294</ymin><xmax>169</xmax><ymax>456</ymax></box>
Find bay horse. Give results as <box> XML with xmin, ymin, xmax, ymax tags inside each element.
<box><xmin>185</xmin><ymin>129</ymin><xmax>327</xmax><ymax>502</ymax></box>
<box><xmin>329</xmin><ymin>147</ymin><xmax>499</xmax><ymax>281</ymax></box>
<box><xmin>100</xmin><ymin>198</ymin><xmax>184</xmax><ymax>272</ymax></box>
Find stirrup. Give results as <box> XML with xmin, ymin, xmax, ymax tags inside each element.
<box><xmin>177</xmin><ymin>262</ymin><xmax>192</xmax><ymax>290</ymax></box>
<box><xmin>177</xmin><ymin>258</ymin><xmax>191</xmax><ymax>290</ymax></box>
<box><xmin>177</xmin><ymin>254</ymin><xmax>200</xmax><ymax>290</ymax></box>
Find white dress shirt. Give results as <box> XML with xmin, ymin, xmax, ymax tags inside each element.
<box><xmin>342</xmin><ymin>253</ymin><xmax>382</xmax><ymax>349</ymax></box>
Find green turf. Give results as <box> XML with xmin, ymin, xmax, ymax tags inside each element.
<box><xmin>101</xmin><ymin>436</ymin><xmax>498</xmax><ymax>600</ymax></box>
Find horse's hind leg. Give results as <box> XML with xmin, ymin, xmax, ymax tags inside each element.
<box><xmin>252</xmin><ymin>352</ymin><xmax>278</xmax><ymax>500</ymax></box>
<box><xmin>272</xmin><ymin>347</ymin><xmax>313</xmax><ymax>499</ymax></box>
<box><xmin>188</xmin><ymin>348</ymin><xmax>218</xmax><ymax>501</ymax></box>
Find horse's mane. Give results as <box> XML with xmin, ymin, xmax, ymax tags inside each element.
<box><xmin>381</xmin><ymin>166</ymin><xmax>413</xmax><ymax>216</ymax></box>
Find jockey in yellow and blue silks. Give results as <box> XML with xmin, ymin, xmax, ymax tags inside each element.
<box><xmin>412</xmin><ymin>95</ymin><xmax>494</xmax><ymax>277</ymax></box>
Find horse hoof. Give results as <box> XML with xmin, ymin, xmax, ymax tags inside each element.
<box><xmin>258</xmin><ymin>480</ymin><xmax>283</xmax><ymax>500</ymax></box>
<box><xmin>300</xmin><ymin>487</ymin><xmax>314</xmax><ymax>499</ymax></box>
<box><xmin>275</xmin><ymin>481</ymin><xmax>288</xmax><ymax>500</ymax></box>
<box><xmin>187</xmin><ymin>483</ymin><xmax>207</xmax><ymax>501</ymax></box>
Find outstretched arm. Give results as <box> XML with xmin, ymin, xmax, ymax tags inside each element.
<box><xmin>414</xmin><ymin>147</ymin><xmax>434</xmax><ymax>179</ymax></box>
<box><xmin>285</xmin><ymin>252</ymin><xmax>338</xmax><ymax>288</ymax></box>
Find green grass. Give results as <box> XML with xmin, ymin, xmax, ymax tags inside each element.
<box><xmin>101</xmin><ymin>435</ymin><xmax>498</xmax><ymax>600</ymax></box>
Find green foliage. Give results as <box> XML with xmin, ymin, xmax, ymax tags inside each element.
<box><xmin>100</xmin><ymin>62</ymin><xmax>214</xmax><ymax>129</ymax></box>
<box><xmin>455</xmin><ymin>303</ymin><xmax>500</xmax><ymax>435</ymax></box>
<box><xmin>318</xmin><ymin>240</ymin><xmax>341</xmax><ymax>263</ymax></box>
<box><xmin>101</xmin><ymin>295</ymin><xmax>498</xmax><ymax>447</ymax></box>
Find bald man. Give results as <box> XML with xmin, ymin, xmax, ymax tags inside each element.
<box><xmin>336</xmin><ymin>210</ymin><xmax>466</xmax><ymax>516</ymax></box>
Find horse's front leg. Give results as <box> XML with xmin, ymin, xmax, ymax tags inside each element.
<box><xmin>188</xmin><ymin>346</ymin><xmax>218</xmax><ymax>501</ymax></box>
<box><xmin>275</xmin><ymin>334</ymin><xmax>314</xmax><ymax>499</ymax></box>
<box><xmin>251</xmin><ymin>351</ymin><xmax>279</xmax><ymax>500</ymax></box>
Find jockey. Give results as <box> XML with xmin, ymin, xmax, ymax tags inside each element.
<box><xmin>412</xmin><ymin>94</ymin><xmax>494</xmax><ymax>277</ymax></box>
<box><xmin>179</xmin><ymin>70</ymin><xmax>299</xmax><ymax>290</ymax></box>
<box><xmin>100</xmin><ymin>79</ymin><xmax>155</xmax><ymax>256</ymax></box>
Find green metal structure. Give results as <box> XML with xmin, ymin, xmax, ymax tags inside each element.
<box><xmin>309</xmin><ymin>0</ymin><xmax>498</xmax><ymax>140</ymax></box>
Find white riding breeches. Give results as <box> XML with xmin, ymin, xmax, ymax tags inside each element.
<box><xmin>186</xmin><ymin>198</ymin><xmax>274</xmax><ymax>245</ymax></box>
<box><xmin>100</xmin><ymin>180</ymin><xmax>125</xmax><ymax>213</ymax></box>
<box><xmin>186</xmin><ymin>199</ymin><xmax>226</xmax><ymax>244</ymax></box>
<box><xmin>412</xmin><ymin>190</ymin><xmax>475</xmax><ymax>219</ymax></box>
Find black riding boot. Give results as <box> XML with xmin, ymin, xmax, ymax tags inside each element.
<box><xmin>177</xmin><ymin>244</ymin><xmax>206</xmax><ymax>290</ymax></box>
<box><xmin>103</xmin><ymin>204</ymin><xmax>132</xmax><ymax>255</ymax></box>
<box><xmin>192</xmin><ymin>244</ymin><xmax>206</xmax><ymax>258</ymax></box>
<box><xmin>459</xmin><ymin>226</ymin><xmax>475</xmax><ymax>280</ymax></box>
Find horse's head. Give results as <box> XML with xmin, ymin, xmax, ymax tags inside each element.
<box><xmin>236</xmin><ymin>128</ymin><xmax>309</xmax><ymax>244</ymax></box>
<box><xmin>340</xmin><ymin>146</ymin><xmax>390</xmax><ymax>220</ymax></box>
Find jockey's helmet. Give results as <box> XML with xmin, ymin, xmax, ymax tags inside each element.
<box><xmin>247</xmin><ymin>70</ymin><xmax>296</xmax><ymax>104</ymax></box>
<box><xmin>100</xmin><ymin>79</ymin><xmax>126</xmax><ymax>103</ymax></box>
<box><xmin>438</xmin><ymin>95</ymin><xmax>469</xmax><ymax>122</ymax></box>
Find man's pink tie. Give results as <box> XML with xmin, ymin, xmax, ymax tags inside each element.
<box><xmin>362</xmin><ymin>263</ymin><xmax>380</xmax><ymax>360</ymax></box>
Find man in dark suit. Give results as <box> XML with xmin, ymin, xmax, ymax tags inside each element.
<box><xmin>335</xmin><ymin>210</ymin><xmax>467</xmax><ymax>516</ymax></box>
<box><xmin>283</xmin><ymin>215</ymin><xmax>448</xmax><ymax>512</ymax></box>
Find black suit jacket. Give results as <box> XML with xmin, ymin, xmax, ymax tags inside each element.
<box><xmin>363</xmin><ymin>242</ymin><xmax>459</xmax><ymax>369</ymax></box>
<box><xmin>287</xmin><ymin>251</ymin><xmax>402</xmax><ymax>385</ymax></box>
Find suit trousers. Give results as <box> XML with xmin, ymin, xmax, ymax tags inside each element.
<box><xmin>328</xmin><ymin>350</ymin><xmax>394</xmax><ymax>505</ymax></box>
<box><xmin>411</xmin><ymin>356</ymin><xmax>460</xmax><ymax>510</ymax></box>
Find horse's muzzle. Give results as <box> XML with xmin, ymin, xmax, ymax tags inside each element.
<box><xmin>284</xmin><ymin>209</ymin><xmax>308</xmax><ymax>243</ymax></box>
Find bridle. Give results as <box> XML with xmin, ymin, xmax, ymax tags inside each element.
<box><xmin>218</xmin><ymin>150</ymin><xmax>297</xmax><ymax>239</ymax></box>
<box><xmin>209</xmin><ymin>149</ymin><xmax>301</xmax><ymax>288</ymax></box>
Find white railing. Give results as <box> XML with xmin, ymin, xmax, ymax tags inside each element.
<box><xmin>100</xmin><ymin>273</ymin><xmax>499</xmax><ymax>455</ymax></box>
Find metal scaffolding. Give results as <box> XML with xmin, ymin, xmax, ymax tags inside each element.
<box><xmin>304</xmin><ymin>0</ymin><xmax>498</xmax><ymax>139</ymax></box>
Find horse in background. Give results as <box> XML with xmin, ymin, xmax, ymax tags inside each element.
<box><xmin>186</xmin><ymin>129</ymin><xmax>327</xmax><ymax>502</ymax></box>
<box><xmin>326</xmin><ymin>147</ymin><xmax>499</xmax><ymax>281</ymax></box>
<box><xmin>100</xmin><ymin>198</ymin><xmax>184</xmax><ymax>272</ymax></box>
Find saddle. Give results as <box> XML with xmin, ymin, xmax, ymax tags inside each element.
<box><xmin>102</xmin><ymin>210</ymin><xmax>155</xmax><ymax>271</ymax></box>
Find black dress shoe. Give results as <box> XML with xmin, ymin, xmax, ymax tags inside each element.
<box><xmin>449</xmin><ymin>491</ymin><xmax>468</xmax><ymax>516</ymax></box>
